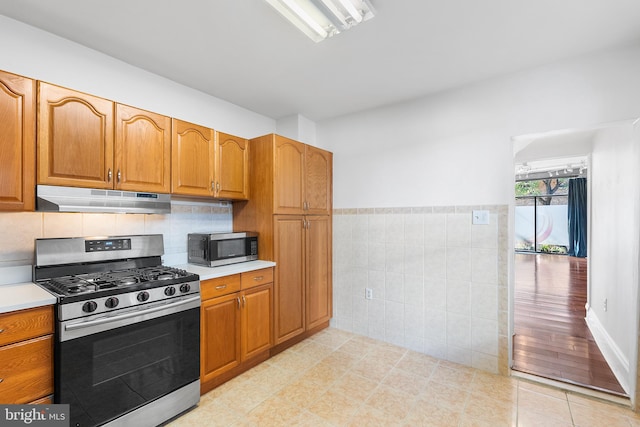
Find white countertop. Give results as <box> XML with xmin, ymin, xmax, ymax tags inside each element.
<box><xmin>0</xmin><ymin>282</ymin><xmax>57</xmax><ymax>314</ymax></box>
<box><xmin>179</xmin><ymin>260</ymin><xmax>276</xmax><ymax>281</ymax></box>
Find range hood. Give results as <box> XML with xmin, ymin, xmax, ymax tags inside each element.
<box><xmin>36</xmin><ymin>185</ymin><xmax>171</xmax><ymax>214</ymax></box>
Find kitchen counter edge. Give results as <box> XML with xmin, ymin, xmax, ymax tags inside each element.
<box><xmin>178</xmin><ymin>260</ymin><xmax>276</xmax><ymax>281</ymax></box>
<box><xmin>0</xmin><ymin>282</ymin><xmax>57</xmax><ymax>314</ymax></box>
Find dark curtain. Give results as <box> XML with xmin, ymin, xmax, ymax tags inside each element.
<box><xmin>567</xmin><ymin>177</ymin><xmax>587</xmax><ymax>257</ymax></box>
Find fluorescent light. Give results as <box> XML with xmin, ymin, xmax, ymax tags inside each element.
<box><xmin>264</xmin><ymin>0</ymin><xmax>375</xmax><ymax>42</ymax></box>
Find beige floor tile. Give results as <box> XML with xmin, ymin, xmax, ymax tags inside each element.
<box><xmin>350</xmin><ymin>354</ymin><xmax>395</xmax><ymax>382</ymax></box>
<box><xmin>470</xmin><ymin>372</ymin><xmax>518</xmax><ymax>403</ymax></box>
<box><xmin>430</xmin><ymin>364</ymin><xmax>476</xmax><ymax>388</ymax></box>
<box><xmin>298</xmin><ymin>359</ymin><xmax>348</xmax><ymax>388</ymax></box>
<box><xmin>404</xmin><ymin>400</ymin><xmax>462</xmax><ymax>426</ymax></box>
<box><xmin>332</xmin><ymin>371</ymin><xmax>380</xmax><ymax>401</ymax></box>
<box><xmin>382</xmin><ymin>367</ymin><xmax>430</xmax><ymax>395</ymax></box>
<box><xmin>216</xmin><ymin>379</ymin><xmax>274</xmax><ymax>415</ymax></box>
<box><xmin>418</xmin><ymin>381</ymin><xmax>469</xmax><ymax>412</ymax></box>
<box><xmin>267</xmin><ymin>348</ymin><xmax>318</xmax><ymax>374</ymax></box>
<box><xmin>464</xmin><ymin>393</ymin><xmax>517</xmax><ymax>426</ymax></box>
<box><xmin>517</xmin><ymin>408</ymin><xmax>573</xmax><ymax>427</ymax></box>
<box><xmin>288</xmin><ymin>410</ymin><xmax>336</xmax><ymax>426</ymax></box>
<box><xmin>569</xmin><ymin>401</ymin><xmax>633</xmax><ymax>427</ymax></box>
<box><xmin>395</xmin><ymin>350</ymin><xmax>439</xmax><ymax>377</ymax></box>
<box><xmin>365</xmin><ymin>383</ymin><xmax>417</xmax><ymax>418</ymax></box>
<box><xmin>292</xmin><ymin>340</ymin><xmax>335</xmax><ymax>361</ymax></box>
<box><xmin>459</xmin><ymin>414</ymin><xmax>514</xmax><ymax>427</ymax></box>
<box><xmin>275</xmin><ymin>377</ymin><xmax>329</xmax><ymax>408</ymax></box>
<box><xmin>518</xmin><ymin>379</ymin><xmax>568</xmax><ymax>400</ymax></box>
<box><xmin>321</xmin><ymin>349</ymin><xmax>364</xmax><ymax>369</ymax></box>
<box><xmin>517</xmin><ymin>387</ymin><xmax>572</xmax><ymax>424</ymax></box>
<box><xmin>338</xmin><ymin>338</ymin><xmax>377</xmax><ymax>356</ymax></box>
<box><xmin>307</xmin><ymin>389</ymin><xmax>363</xmax><ymax>425</ymax></box>
<box><xmin>310</xmin><ymin>328</ymin><xmax>355</xmax><ymax>349</ymax></box>
<box><xmin>347</xmin><ymin>405</ymin><xmax>405</xmax><ymax>427</ymax></box>
<box><xmin>368</xmin><ymin>343</ymin><xmax>407</xmax><ymax>366</ymax></box>
<box><xmin>244</xmin><ymin>395</ymin><xmax>305</xmax><ymax>426</ymax></box>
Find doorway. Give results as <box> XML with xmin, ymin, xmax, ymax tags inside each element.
<box><xmin>511</xmin><ymin>122</ymin><xmax>640</xmax><ymax>400</ymax></box>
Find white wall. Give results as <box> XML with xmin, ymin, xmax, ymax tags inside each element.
<box><xmin>319</xmin><ymin>42</ymin><xmax>640</xmax><ymax>379</ymax></box>
<box><xmin>318</xmin><ymin>42</ymin><xmax>640</xmax><ymax>209</ymax></box>
<box><xmin>0</xmin><ymin>15</ymin><xmax>275</xmax><ymax>139</ymax></box>
<box><xmin>586</xmin><ymin>123</ymin><xmax>640</xmax><ymax>394</ymax></box>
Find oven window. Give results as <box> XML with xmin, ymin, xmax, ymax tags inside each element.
<box><xmin>57</xmin><ymin>307</ymin><xmax>199</xmax><ymax>427</ymax></box>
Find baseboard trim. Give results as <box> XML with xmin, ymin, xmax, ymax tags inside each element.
<box><xmin>585</xmin><ymin>308</ymin><xmax>631</xmax><ymax>394</ymax></box>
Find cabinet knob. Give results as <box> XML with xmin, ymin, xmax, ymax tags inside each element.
<box><xmin>117</xmin><ymin>169</ymin><xmax>121</xmax><ymax>183</ymax></box>
<box><xmin>108</xmin><ymin>169</ymin><xmax>112</xmax><ymax>182</ymax></box>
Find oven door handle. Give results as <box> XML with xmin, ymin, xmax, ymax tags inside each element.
<box><xmin>64</xmin><ymin>296</ymin><xmax>201</xmax><ymax>332</ymax></box>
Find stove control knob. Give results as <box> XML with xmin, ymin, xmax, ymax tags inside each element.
<box><xmin>164</xmin><ymin>286</ymin><xmax>176</xmax><ymax>296</ymax></box>
<box><xmin>105</xmin><ymin>297</ymin><xmax>119</xmax><ymax>309</ymax></box>
<box><xmin>82</xmin><ymin>301</ymin><xmax>98</xmax><ymax>313</ymax></box>
<box><xmin>137</xmin><ymin>291</ymin><xmax>150</xmax><ymax>302</ymax></box>
<box><xmin>179</xmin><ymin>283</ymin><xmax>191</xmax><ymax>293</ymax></box>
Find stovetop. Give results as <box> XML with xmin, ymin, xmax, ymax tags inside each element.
<box><xmin>42</xmin><ymin>265</ymin><xmax>194</xmax><ymax>297</ymax></box>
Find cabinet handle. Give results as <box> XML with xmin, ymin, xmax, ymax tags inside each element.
<box><xmin>215</xmin><ymin>284</ymin><xmax>227</xmax><ymax>290</ymax></box>
<box><xmin>108</xmin><ymin>169</ymin><xmax>112</xmax><ymax>182</ymax></box>
<box><xmin>303</xmin><ymin>201</ymin><xmax>308</xmax><ymax>210</ymax></box>
<box><xmin>253</xmin><ymin>276</ymin><xmax>263</xmax><ymax>281</ymax></box>
<box><xmin>216</xmin><ymin>182</ymin><xmax>220</xmax><ymax>192</ymax></box>
<box><xmin>0</xmin><ymin>378</ymin><xmax>3</xmax><ymax>384</ymax></box>
<box><xmin>242</xmin><ymin>295</ymin><xmax>246</xmax><ymax>307</ymax></box>
<box><xmin>236</xmin><ymin>297</ymin><xmax>241</xmax><ymax>308</ymax></box>
<box><xmin>0</xmin><ymin>329</ymin><xmax>4</xmax><ymax>333</ymax></box>
<box><xmin>211</xmin><ymin>181</ymin><xmax>215</xmax><ymax>192</ymax></box>
<box><xmin>117</xmin><ymin>169</ymin><xmax>121</xmax><ymax>183</ymax></box>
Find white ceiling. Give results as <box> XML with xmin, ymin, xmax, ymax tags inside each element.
<box><xmin>1</xmin><ymin>0</ymin><xmax>640</xmax><ymax>121</ymax></box>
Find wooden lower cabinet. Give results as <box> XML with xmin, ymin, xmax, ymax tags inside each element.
<box><xmin>0</xmin><ymin>306</ymin><xmax>54</xmax><ymax>404</ymax></box>
<box><xmin>200</xmin><ymin>269</ymin><xmax>273</xmax><ymax>394</ymax></box>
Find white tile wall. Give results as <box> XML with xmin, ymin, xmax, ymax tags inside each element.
<box><xmin>0</xmin><ymin>200</ymin><xmax>233</xmax><ymax>284</ymax></box>
<box><xmin>331</xmin><ymin>205</ymin><xmax>508</xmax><ymax>374</ymax></box>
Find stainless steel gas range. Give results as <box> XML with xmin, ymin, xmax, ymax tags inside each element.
<box><xmin>34</xmin><ymin>234</ymin><xmax>201</xmax><ymax>427</ymax></box>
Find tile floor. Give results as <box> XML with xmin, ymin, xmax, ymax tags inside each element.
<box><xmin>167</xmin><ymin>328</ymin><xmax>640</xmax><ymax>426</ymax></box>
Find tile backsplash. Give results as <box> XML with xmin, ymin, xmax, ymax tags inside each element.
<box><xmin>0</xmin><ymin>200</ymin><xmax>232</xmax><ymax>283</ymax></box>
<box><xmin>331</xmin><ymin>205</ymin><xmax>508</xmax><ymax>374</ymax></box>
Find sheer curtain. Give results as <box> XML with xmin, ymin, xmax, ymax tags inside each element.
<box><xmin>567</xmin><ymin>177</ymin><xmax>587</xmax><ymax>257</ymax></box>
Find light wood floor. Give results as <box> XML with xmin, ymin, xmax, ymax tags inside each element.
<box><xmin>513</xmin><ymin>253</ymin><xmax>625</xmax><ymax>395</ymax></box>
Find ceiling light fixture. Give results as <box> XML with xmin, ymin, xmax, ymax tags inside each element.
<box><xmin>264</xmin><ymin>0</ymin><xmax>375</xmax><ymax>42</ymax></box>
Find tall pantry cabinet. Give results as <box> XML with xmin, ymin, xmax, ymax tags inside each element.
<box><xmin>234</xmin><ymin>134</ymin><xmax>332</xmax><ymax>349</ymax></box>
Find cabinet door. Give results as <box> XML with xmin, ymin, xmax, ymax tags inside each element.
<box><xmin>0</xmin><ymin>71</ymin><xmax>35</xmax><ymax>211</ymax></box>
<box><xmin>38</xmin><ymin>83</ymin><xmax>114</xmax><ymax>189</ymax></box>
<box><xmin>200</xmin><ymin>293</ymin><xmax>241</xmax><ymax>383</ymax></box>
<box><xmin>171</xmin><ymin>118</ymin><xmax>215</xmax><ymax>196</ymax></box>
<box><xmin>306</xmin><ymin>216</ymin><xmax>332</xmax><ymax>329</ymax></box>
<box><xmin>305</xmin><ymin>146</ymin><xmax>332</xmax><ymax>215</ymax></box>
<box><xmin>216</xmin><ymin>132</ymin><xmax>249</xmax><ymax>200</ymax></box>
<box><xmin>274</xmin><ymin>136</ymin><xmax>305</xmax><ymax>214</ymax></box>
<box><xmin>0</xmin><ymin>335</ymin><xmax>53</xmax><ymax>404</ymax></box>
<box><xmin>115</xmin><ymin>104</ymin><xmax>171</xmax><ymax>193</ymax></box>
<box><xmin>273</xmin><ymin>215</ymin><xmax>305</xmax><ymax>344</ymax></box>
<box><xmin>241</xmin><ymin>283</ymin><xmax>272</xmax><ymax>360</ymax></box>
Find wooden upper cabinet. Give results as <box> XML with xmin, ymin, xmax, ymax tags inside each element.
<box><xmin>0</xmin><ymin>70</ymin><xmax>35</xmax><ymax>211</ymax></box>
<box><xmin>274</xmin><ymin>136</ymin><xmax>306</xmax><ymax>214</ymax></box>
<box><xmin>171</xmin><ymin>118</ymin><xmax>215</xmax><ymax>197</ymax></box>
<box><xmin>305</xmin><ymin>145</ymin><xmax>332</xmax><ymax>215</ymax></box>
<box><xmin>272</xmin><ymin>135</ymin><xmax>332</xmax><ymax>215</ymax></box>
<box><xmin>115</xmin><ymin>104</ymin><xmax>171</xmax><ymax>193</ymax></box>
<box><xmin>216</xmin><ymin>132</ymin><xmax>249</xmax><ymax>200</ymax></box>
<box><xmin>37</xmin><ymin>82</ymin><xmax>114</xmax><ymax>189</ymax></box>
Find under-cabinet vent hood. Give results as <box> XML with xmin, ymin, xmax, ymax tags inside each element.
<box><xmin>36</xmin><ymin>185</ymin><xmax>171</xmax><ymax>214</ymax></box>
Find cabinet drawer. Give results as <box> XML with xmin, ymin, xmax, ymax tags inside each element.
<box><xmin>0</xmin><ymin>306</ymin><xmax>54</xmax><ymax>347</ymax></box>
<box><xmin>201</xmin><ymin>274</ymin><xmax>241</xmax><ymax>300</ymax></box>
<box><xmin>241</xmin><ymin>268</ymin><xmax>274</xmax><ymax>290</ymax></box>
<box><xmin>0</xmin><ymin>335</ymin><xmax>53</xmax><ymax>404</ymax></box>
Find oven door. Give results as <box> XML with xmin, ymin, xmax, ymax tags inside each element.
<box><xmin>56</xmin><ymin>296</ymin><xmax>200</xmax><ymax>427</ymax></box>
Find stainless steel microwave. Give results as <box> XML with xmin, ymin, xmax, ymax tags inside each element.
<box><xmin>187</xmin><ymin>232</ymin><xmax>258</xmax><ymax>267</ymax></box>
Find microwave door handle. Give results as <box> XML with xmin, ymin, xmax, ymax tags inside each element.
<box><xmin>203</xmin><ymin>237</ymin><xmax>209</xmax><ymax>261</ymax></box>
